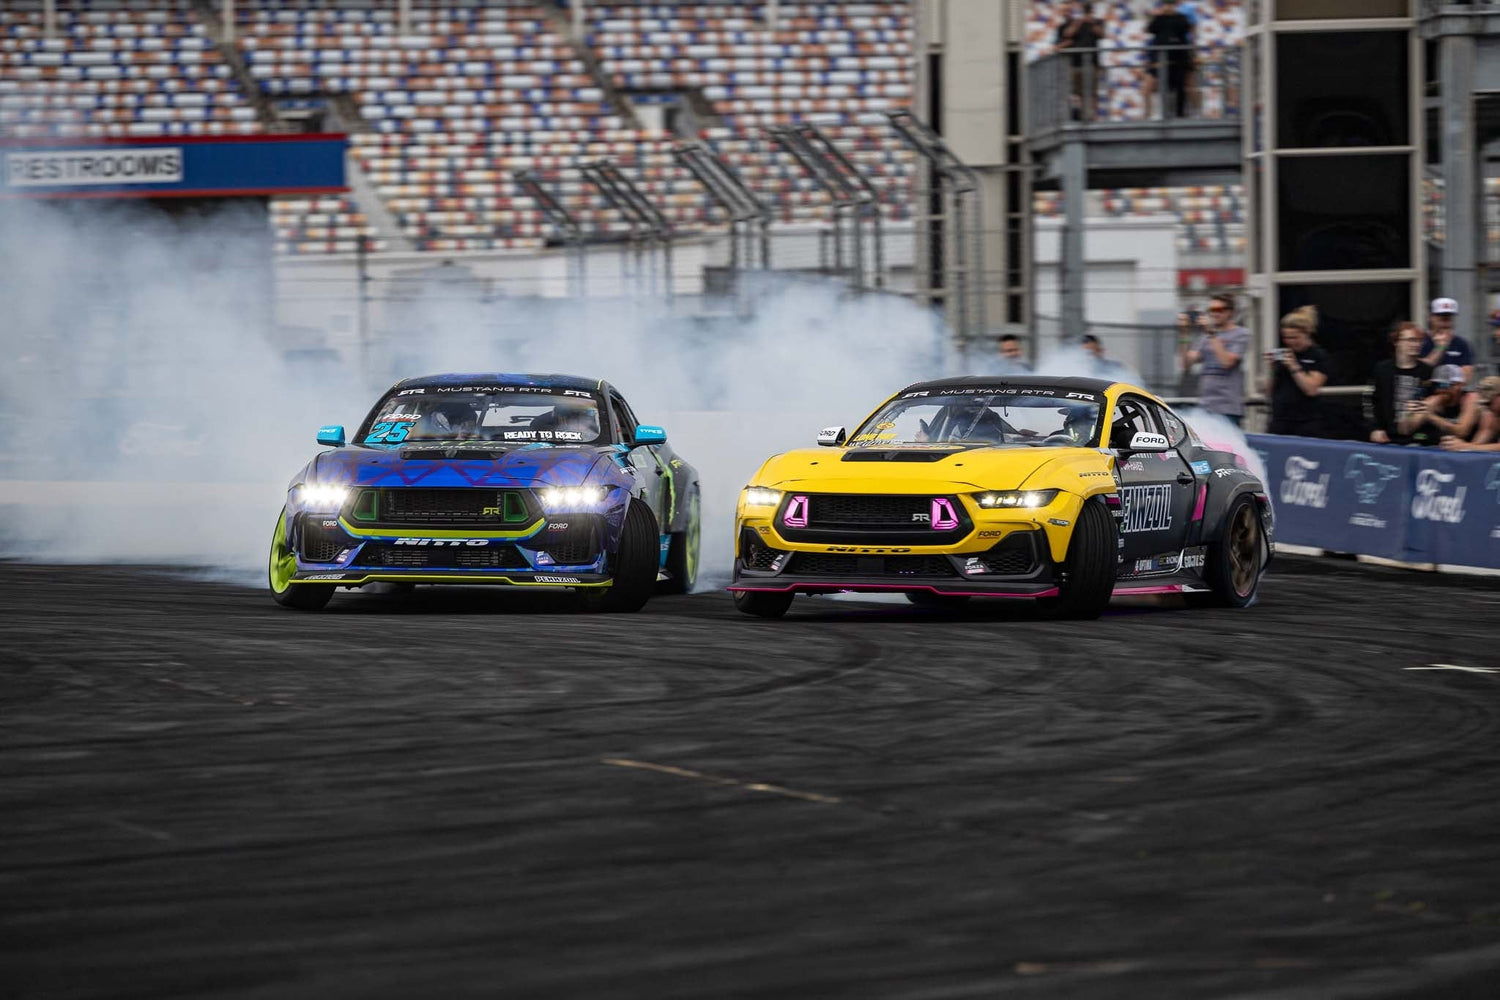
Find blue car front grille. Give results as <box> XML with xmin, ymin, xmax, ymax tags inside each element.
<box><xmin>357</xmin><ymin>544</ymin><xmax>531</xmax><ymax>570</ymax></box>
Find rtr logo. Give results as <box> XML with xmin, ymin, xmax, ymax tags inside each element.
<box><xmin>1344</xmin><ymin>453</ymin><xmax>1401</xmax><ymax>505</ymax></box>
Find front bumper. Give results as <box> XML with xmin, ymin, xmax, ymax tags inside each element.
<box><xmin>731</xmin><ymin>492</ymin><xmax>1080</xmax><ymax>598</ymax></box>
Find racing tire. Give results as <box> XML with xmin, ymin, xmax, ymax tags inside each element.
<box><xmin>733</xmin><ymin>590</ymin><xmax>795</xmax><ymax>619</ymax></box>
<box><xmin>658</xmin><ymin>488</ymin><xmax>700</xmax><ymax>595</ymax></box>
<box><xmin>579</xmin><ymin>498</ymin><xmax>659</xmax><ymax>613</ymax></box>
<box><xmin>1042</xmin><ymin>498</ymin><xmax>1117</xmax><ymax>620</ymax></box>
<box><xmin>268</xmin><ymin>511</ymin><xmax>335</xmax><ymax>612</ymax></box>
<box><xmin>905</xmin><ymin>592</ymin><xmax>971</xmax><ymax>610</ymax></box>
<box><xmin>1187</xmin><ymin>495</ymin><xmax>1263</xmax><ymax>609</ymax></box>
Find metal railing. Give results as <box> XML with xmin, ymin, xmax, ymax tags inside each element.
<box><xmin>1028</xmin><ymin>44</ymin><xmax>1242</xmax><ymax>136</ymax></box>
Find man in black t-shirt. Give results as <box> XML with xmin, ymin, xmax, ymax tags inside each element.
<box><xmin>1369</xmin><ymin>322</ymin><xmax>1432</xmax><ymax>445</ymax></box>
<box><xmin>1144</xmin><ymin>0</ymin><xmax>1193</xmax><ymax>119</ymax></box>
<box><xmin>1055</xmin><ymin>3</ymin><xmax>1104</xmax><ymax>121</ymax></box>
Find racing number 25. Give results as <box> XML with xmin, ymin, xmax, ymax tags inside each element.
<box><xmin>365</xmin><ymin>421</ymin><xmax>412</xmax><ymax>444</ymax></box>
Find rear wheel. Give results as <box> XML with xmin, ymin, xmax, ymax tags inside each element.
<box><xmin>1042</xmin><ymin>499</ymin><xmax>1117</xmax><ymax>620</ymax></box>
<box><xmin>905</xmin><ymin>592</ymin><xmax>971</xmax><ymax>610</ymax></box>
<box><xmin>1188</xmin><ymin>496</ymin><xmax>1263</xmax><ymax>609</ymax></box>
<box><xmin>268</xmin><ymin>510</ymin><xmax>335</xmax><ymax>611</ymax></box>
<box><xmin>733</xmin><ymin>590</ymin><xmax>794</xmax><ymax>619</ymax></box>
<box><xmin>579</xmin><ymin>498</ymin><xmax>659</xmax><ymax>613</ymax></box>
<box><xmin>658</xmin><ymin>489</ymin><xmax>700</xmax><ymax>594</ymax></box>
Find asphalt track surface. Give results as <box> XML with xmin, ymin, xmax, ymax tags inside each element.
<box><xmin>3</xmin><ymin>560</ymin><xmax>1500</xmax><ymax>999</ymax></box>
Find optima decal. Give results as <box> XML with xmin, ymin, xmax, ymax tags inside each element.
<box><xmin>1119</xmin><ymin>484</ymin><xmax>1173</xmax><ymax>533</ymax></box>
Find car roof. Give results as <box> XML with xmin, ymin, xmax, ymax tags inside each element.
<box><xmin>392</xmin><ymin>373</ymin><xmax>607</xmax><ymax>392</ymax></box>
<box><xmin>896</xmin><ymin>374</ymin><xmax>1128</xmax><ymax>395</ymax></box>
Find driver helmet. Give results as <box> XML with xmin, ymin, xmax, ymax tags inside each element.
<box><xmin>431</xmin><ymin>400</ymin><xmax>478</xmax><ymax>435</ymax></box>
<box><xmin>551</xmin><ymin>403</ymin><xmax>598</xmax><ymax>437</ymax></box>
<box><xmin>940</xmin><ymin>397</ymin><xmax>1001</xmax><ymax>442</ymax></box>
<box><xmin>1063</xmin><ymin>406</ymin><xmax>1096</xmax><ymax>444</ymax></box>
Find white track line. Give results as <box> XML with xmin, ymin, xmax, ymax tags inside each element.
<box><xmin>1404</xmin><ymin>664</ymin><xmax>1500</xmax><ymax>674</ymax></box>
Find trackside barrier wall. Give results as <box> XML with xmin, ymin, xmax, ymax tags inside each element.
<box><xmin>1248</xmin><ymin>434</ymin><xmax>1500</xmax><ymax>571</ymax></box>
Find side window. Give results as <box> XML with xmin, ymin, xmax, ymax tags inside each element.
<box><xmin>1109</xmin><ymin>396</ymin><xmax>1158</xmax><ymax>449</ymax></box>
<box><xmin>1151</xmin><ymin>404</ymin><xmax>1188</xmax><ymax>448</ymax></box>
<box><xmin>610</xmin><ymin>393</ymin><xmax>640</xmax><ymax>443</ymax></box>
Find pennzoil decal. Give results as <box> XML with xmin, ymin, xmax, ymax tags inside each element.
<box><xmin>1119</xmin><ymin>484</ymin><xmax>1173</xmax><ymax>533</ymax></box>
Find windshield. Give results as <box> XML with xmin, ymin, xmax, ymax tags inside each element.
<box><xmin>850</xmin><ymin>389</ymin><xmax>1102</xmax><ymax>448</ymax></box>
<box><xmin>359</xmin><ymin>387</ymin><xmax>607</xmax><ymax>446</ymax></box>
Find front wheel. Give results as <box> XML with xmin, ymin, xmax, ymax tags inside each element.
<box><xmin>733</xmin><ymin>590</ymin><xmax>794</xmax><ymax>619</ymax></box>
<box><xmin>1042</xmin><ymin>498</ymin><xmax>1117</xmax><ymax>620</ymax></box>
<box><xmin>268</xmin><ymin>510</ymin><xmax>335</xmax><ymax>611</ymax></box>
<box><xmin>1188</xmin><ymin>495</ymin><xmax>1264</xmax><ymax>609</ymax></box>
<box><xmin>579</xmin><ymin>498</ymin><xmax>659</xmax><ymax>613</ymax></box>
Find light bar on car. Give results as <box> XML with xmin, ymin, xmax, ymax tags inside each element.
<box><xmin>741</xmin><ymin>486</ymin><xmax>782</xmax><ymax>508</ymax></box>
<box><xmin>974</xmin><ymin>489</ymin><xmax>1060</xmax><ymax>509</ymax></box>
<box><xmin>299</xmin><ymin>484</ymin><xmax>350</xmax><ymax>511</ymax></box>
<box><xmin>539</xmin><ymin>485</ymin><xmax>610</xmax><ymax>511</ymax></box>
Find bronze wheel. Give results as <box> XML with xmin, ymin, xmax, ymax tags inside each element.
<box><xmin>1227</xmin><ymin>502</ymin><xmax>1260</xmax><ymax>599</ymax></box>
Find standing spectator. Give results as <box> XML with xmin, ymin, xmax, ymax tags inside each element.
<box><xmin>1369</xmin><ymin>321</ymin><xmax>1432</xmax><ymax>444</ymax></box>
<box><xmin>1489</xmin><ymin>309</ymin><xmax>1500</xmax><ymax>376</ymax></box>
<box><xmin>1410</xmin><ymin>365</ymin><xmax>1479</xmax><ymax>447</ymax></box>
<box><xmin>1264</xmin><ymin>306</ymin><xmax>1331</xmax><ymax>437</ymax></box>
<box><xmin>1082</xmin><ymin>334</ymin><xmax>1130</xmax><ymax>379</ymax></box>
<box><xmin>1054</xmin><ymin>3</ymin><xmax>1104</xmax><ymax>122</ymax></box>
<box><xmin>1419</xmin><ymin>297</ymin><xmax>1475</xmax><ymax>383</ymax></box>
<box><xmin>1443</xmin><ymin>376</ymin><xmax>1500</xmax><ymax>451</ymax></box>
<box><xmin>998</xmin><ymin>333</ymin><xmax>1031</xmax><ymax>371</ymax></box>
<box><xmin>1144</xmin><ymin>0</ymin><xmax>1194</xmax><ymax>120</ymax></box>
<box><xmin>1181</xmin><ymin>292</ymin><xmax>1248</xmax><ymax>425</ymax></box>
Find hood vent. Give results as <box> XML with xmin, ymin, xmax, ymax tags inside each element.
<box><xmin>841</xmin><ymin>449</ymin><xmax>961</xmax><ymax>463</ymax></box>
<box><xmin>398</xmin><ymin>446</ymin><xmax>509</xmax><ymax>461</ymax></box>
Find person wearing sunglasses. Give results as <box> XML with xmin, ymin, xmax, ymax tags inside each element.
<box><xmin>1181</xmin><ymin>292</ymin><xmax>1248</xmax><ymax>425</ymax></box>
<box><xmin>1369</xmin><ymin>321</ymin><xmax>1433</xmax><ymax>445</ymax></box>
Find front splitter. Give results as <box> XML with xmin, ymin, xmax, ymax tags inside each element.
<box><xmin>729</xmin><ymin>577</ymin><xmax>1059</xmax><ymax>599</ymax></box>
<box><xmin>291</xmin><ymin>570</ymin><xmax>611</xmax><ymax>588</ymax></box>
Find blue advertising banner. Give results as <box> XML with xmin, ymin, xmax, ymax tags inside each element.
<box><xmin>1249</xmin><ymin>434</ymin><xmax>1500</xmax><ymax>569</ymax></box>
<box><xmin>0</xmin><ymin>134</ymin><xmax>346</xmax><ymax>199</ymax></box>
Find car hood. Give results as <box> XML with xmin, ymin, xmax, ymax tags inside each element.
<box><xmin>753</xmin><ymin>445</ymin><xmax>1108</xmax><ymax>493</ymax></box>
<box><xmin>308</xmin><ymin>444</ymin><xmax>621</xmax><ymax>489</ymax></box>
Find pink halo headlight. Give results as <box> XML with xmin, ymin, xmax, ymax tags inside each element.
<box><xmin>783</xmin><ymin>495</ymin><xmax>809</xmax><ymax>528</ymax></box>
<box><xmin>930</xmin><ymin>497</ymin><xmax>959</xmax><ymax>530</ymax></box>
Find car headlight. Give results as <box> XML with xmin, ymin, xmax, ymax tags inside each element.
<box><xmin>539</xmin><ymin>484</ymin><xmax>610</xmax><ymax>511</ymax></box>
<box><xmin>741</xmin><ymin>486</ymin><xmax>782</xmax><ymax>507</ymax></box>
<box><xmin>974</xmin><ymin>489</ymin><xmax>1059</xmax><ymax>509</ymax></box>
<box><xmin>299</xmin><ymin>483</ymin><xmax>350</xmax><ymax>511</ymax></box>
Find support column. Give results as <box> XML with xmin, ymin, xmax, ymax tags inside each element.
<box><xmin>765</xmin><ymin>0</ymin><xmax>780</xmax><ymax>32</ymax></box>
<box><xmin>1441</xmin><ymin>34</ymin><xmax>1480</xmax><ymax>352</ymax></box>
<box><xmin>43</xmin><ymin>0</ymin><xmax>57</xmax><ymax>41</ymax></box>
<box><xmin>398</xmin><ymin>0</ymin><xmax>411</xmax><ymax>36</ymax></box>
<box><xmin>572</xmin><ymin>0</ymin><xmax>586</xmax><ymax>41</ymax></box>
<box><xmin>1060</xmin><ymin>137</ymin><xmax>1087</xmax><ymax>340</ymax></box>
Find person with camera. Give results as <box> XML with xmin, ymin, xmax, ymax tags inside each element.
<box><xmin>1442</xmin><ymin>376</ymin><xmax>1500</xmax><ymax>451</ymax></box>
<box><xmin>1410</xmin><ymin>365</ymin><xmax>1479</xmax><ymax>448</ymax></box>
<box><xmin>1181</xmin><ymin>292</ymin><xmax>1248</xmax><ymax>425</ymax></box>
<box><xmin>1263</xmin><ymin>306</ymin><xmax>1330</xmax><ymax>438</ymax></box>
<box><xmin>1369</xmin><ymin>321</ymin><xmax>1432</xmax><ymax>445</ymax></box>
<box><xmin>1419</xmin><ymin>297</ymin><xmax>1475</xmax><ymax>383</ymax></box>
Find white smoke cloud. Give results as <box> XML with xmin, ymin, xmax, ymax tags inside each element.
<box><xmin>0</xmin><ymin>201</ymin><xmax>954</xmax><ymax>588</ymax></box>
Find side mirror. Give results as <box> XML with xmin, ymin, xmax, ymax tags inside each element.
<box><xmin>1125</xmin><ymin>430</ymin><xmax>1171</xmax><ymax>453</ymax></box>
<box><xmin>817</xmin><ymin>426</ymin><xmax>847</xmax><ymax>447</ymax></box>
<box><xmin>317</xmin><ymin>424</ymin><xmax>345</xmax><ymax>447</ymax></box>
<box><xmin>633</xmin><ymin>424</ymin><xmax>667</xmax><ymax>446</ymax></box>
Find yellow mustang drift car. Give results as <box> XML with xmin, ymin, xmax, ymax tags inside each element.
<box><xmin>730</xmin><ymin>376</ymin><xmax>1273</xmax><ymax>619</ymax></box>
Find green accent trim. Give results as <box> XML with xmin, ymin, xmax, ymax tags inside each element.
<box><xmin>685</xmin><ymin>492</ymin><xmax>700</xmax><ymax>584</ymax></box>
<box><xmin>351</xmin><ymin>489</ymin><xmax>378</xmax><ymax>522</ymax></box>
<box><xmin>336</xmin><ymin>516</ymin><xmax>546</xmax><ymax>540</ymax></box>
<box><xmin>290</xmin><ymin>572</ymin><xmax>610</xmax><ymax>587</ymax></box>
<box><xmin>503</xmin><ymin>490</ymin><xmax>529</xmax><ymax>522</ymax></box>
<box><xmin>268</xmin><ymin>510</ymin><xmax>296</xmax><ymax>594</ymax></box>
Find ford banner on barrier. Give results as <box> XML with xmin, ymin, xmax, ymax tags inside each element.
<box><xmin>1249</xmin><ymin>434</ymin><xmax>1500</xmax><ymax>570</ymax></box>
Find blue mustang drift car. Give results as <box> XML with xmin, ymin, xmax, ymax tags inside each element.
<box><xmin>269</xmin><ymin>373</ymin><xmax>701</xmax><ymax>612</ymax></box>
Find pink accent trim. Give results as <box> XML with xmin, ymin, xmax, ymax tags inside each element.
<box><xmin>1113</xmin><ymin>585</ymin><xmax>1185</xmax><ymax>595</ymax></box>
<box><xmin>0</xmin><ymin>133</ymin><xmax>347</xmax><ymax>148</ymax></box>
<box><xmin>783</xmin><ymin>495</ymin><xmax>809</xmax><ymax>528</ymax></box>
<box><xmin>729</xmin><ymin>582</ymin><xmax>1060</xmax><ymax>599</ymax></box>
<box><xmin>931</xmin><ymin>497</ymin><xmax>959</xmax><ymax>530</ymax></box>
<box><xmin>1191</xmin><ymin>484</ymin><xmax>1207</xmax><ymax>521</ymax></box>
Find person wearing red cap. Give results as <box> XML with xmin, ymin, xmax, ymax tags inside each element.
<box><xmin>1420</xmin><ymin>297</ymin><xmax>1475</xmax><ymax>383</ymax></box>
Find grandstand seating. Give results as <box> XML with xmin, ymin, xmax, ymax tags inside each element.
<box><xmin>0</xmin><ymin>1</ymin><xmax>259</xmax><ymax>137</ymax></box>
<box><xmin>1033</xmin><ymin>184</ymin><xmax>1247</xmax><ymax>256</ymax></box>
<box><xmin>271</xmin><ymin>194</ymin><xmax>384</xmax><ymax>255</ymax></box>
